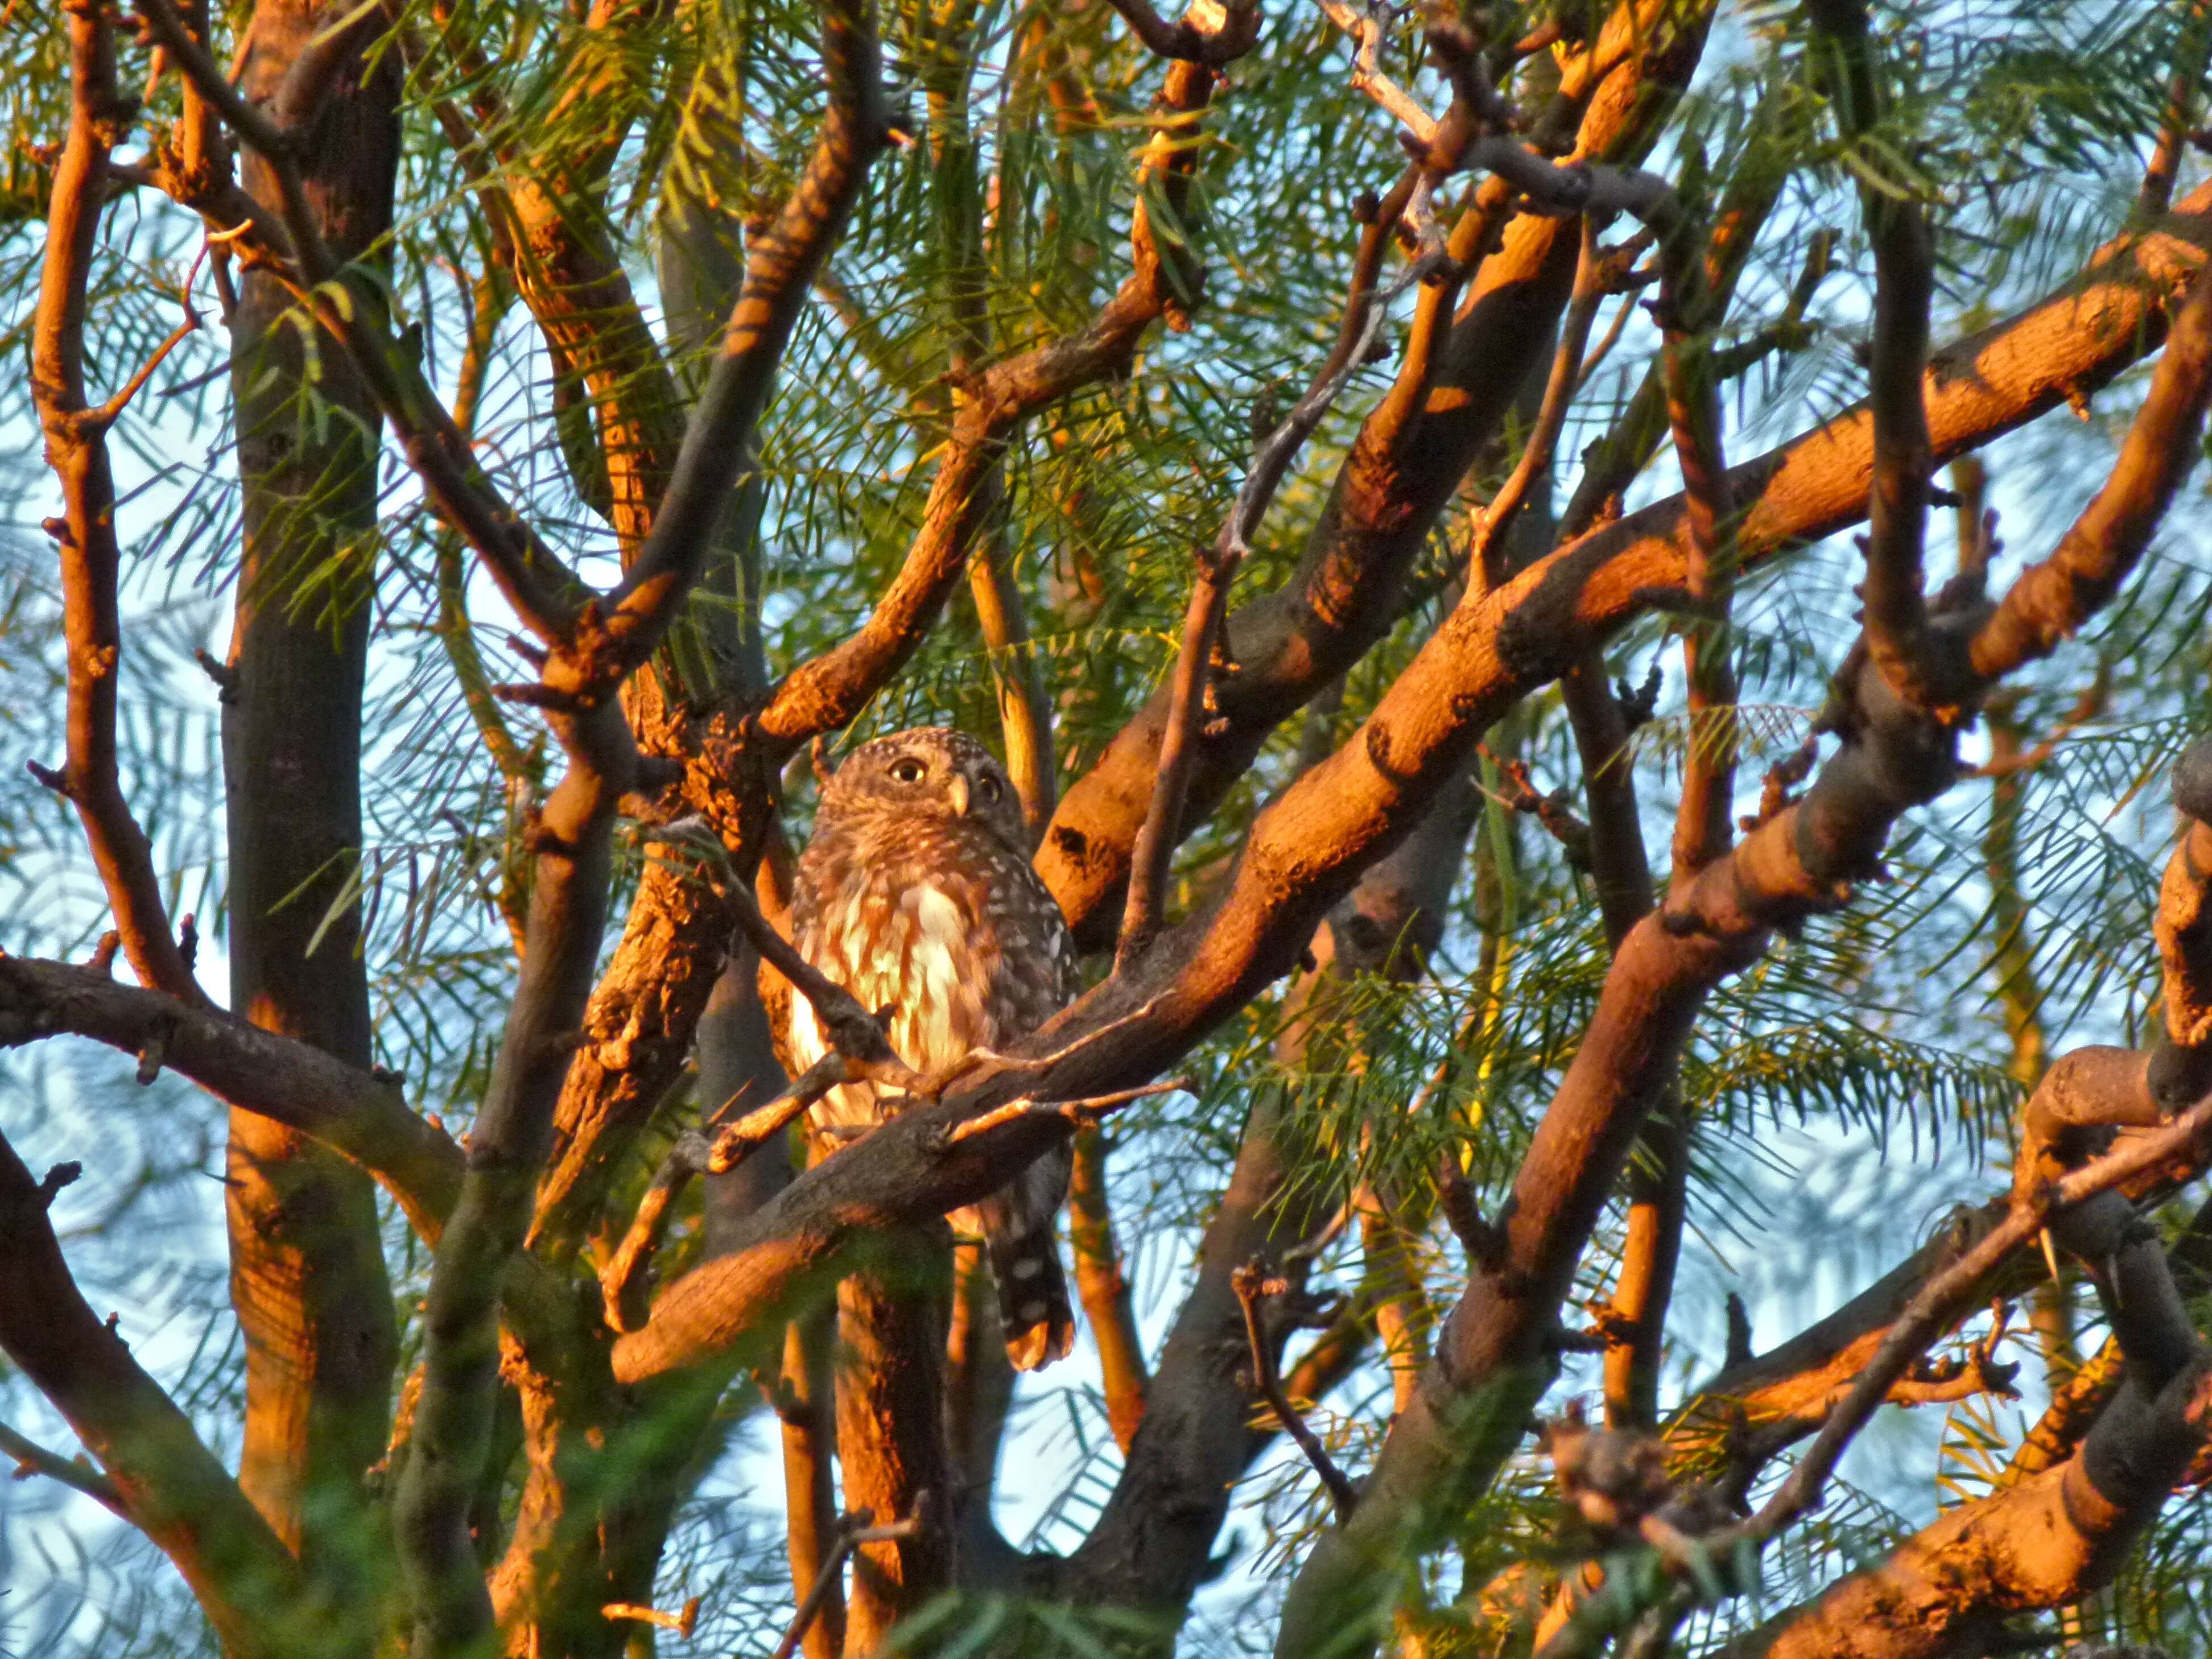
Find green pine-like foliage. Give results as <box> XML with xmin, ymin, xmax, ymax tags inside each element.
<box><xmin>4</xmin><ymin>0</ymin><xmax>2212</xmax><ymax>1653</ymax></box>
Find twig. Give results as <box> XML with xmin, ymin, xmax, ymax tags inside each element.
<box><xmin>134</xmin><ymin>0</ymin><xmax>337</xmax><ymax>281</ymax></box>
<box><xmin>1232</xmin><ymin>1258</ymin><xmax>1360</xmax><ymax>1521</ymax></box>
<box><xmin>650</xmin><ymin>820</ymin><xmax>923</xmax><ymax>1096</ymax></box>
<box><xmin>32</xmin><ymin>2</ymin><xmax>203</xmax><ymax>1006</ymax></box>
<box><xmin>2139</xmin><ymin>0</ymin><xmax>2212</xmax><ymax>217</ymax></box>
<box><xmin>0</xmin><ymin>1419</ymin><xmax>127</xmax><ymax>1516</ymax></box>
<box><xmin>1478</xmin><ymin>743</ymin><xmax>1592</xmax><ymax>864</ymax></box>
<box><xmin>600</xmin><ymin>1598</ymin><xmax>701</xmax><ymax>1637</ymax></box>
<box><xmin>598</xmin><ymin>1132</ymin><xmax>715</xmax><ymax>1333</ymax></box>
<box><xmin>1318</xmin><ymin>0</ymin><xmax>1439</xmax><ymax>143</ymax></box>
<box><xmin>768</xmin><ymin>1501</ymin><xmax>928</xmax><ymax>1659</ymax></box>
<box><xmin>75</xmin><ymin>311</ymin><xmax>201</xmax><ymax>434</ymax></box>
<box><xmin>1467</xmin><ymin>220</ymin><xmax>1612</xmax><ymax>587</ymax></box>
<box><xmin>940</xmin><ymin>1079</ymin><xmax>1190</xmax><ymax>1145</ymax></box>
<box><xmin>1966</xmin><ymin>666</ymin><xmax>2108</xmax><ymax>779</ymax></box>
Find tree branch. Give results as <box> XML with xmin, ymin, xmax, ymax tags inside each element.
<box><xmin>1233</xmin><ymin>1259</ymin><xmax>1358</xmax><ymax>1521</ymax></box>
<box><xmin>0</xmin><ymin>1416</ymin><xmax>127</xmax><ymax>1516</ymax></box>
<box><xmin>1101</xmin><ymin>0</ymin><xmax>1260</xmax><ymax>65</ymax></box>
<box><xmin>1119</xmin><ymin>232</ymin><xmax>1450</xmax><ymax>963</ymax></box>
<box><xmin>1971</xmin><ymin>259</ymin><xmax>2212</xmax><ymax>680</ymax></box>
<box><xmin>32</xmin><ymin>0</ymin><xmax>201</xmax><ymax>1003</ymax></box>
<box><xmin>0</xmin><ymin>956</ymin><xmax>460</xmax><ymax>1241</ymax></box>
<box><xmin>1810</xmin><ymin>0</ymin><xmax>1947</xmax><ymax>707</ymax></box>
<box><xmin>756</xmin><ymin>34</ymin><xmax>1236</xmax><ymax>754</ymax></box>
<box><xmin>1068</xmin><ymin>1125</ymin><xmax>1150</xmax><ymax>1451</ymax></box>
<box><xmin>390</xmin><ymin>2</ymin><xmax>892</xmax><ymax>1645</ymax></box>
<box><xmin>0</xmin><ymin>1129</ymin><xmax>311</xmax><ymax>1659</ymax></box>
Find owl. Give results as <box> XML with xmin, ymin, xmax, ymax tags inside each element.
<box><xmin>786</xmin><ymin>727</ymin><xmax>1079</xmax><ymax>1371</ymax></box>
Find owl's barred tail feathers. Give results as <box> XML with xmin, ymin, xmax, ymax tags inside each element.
<box><xmin>987</xmin><ymin>1225</ymin><xmax>1075</xmax><ymax>1372</ymax></box>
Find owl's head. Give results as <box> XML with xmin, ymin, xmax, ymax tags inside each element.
<box><xmin>819</xmin><ymin>727</ymin><xmax>1027</xmax><ymax>847</ymax></box>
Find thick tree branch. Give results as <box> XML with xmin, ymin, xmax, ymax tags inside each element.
<box><xmin>0</xmin><ymin>1129</ymin><xmax>312</xmax><ymax>1659</ymax></box>
<box><xmin>0</xmin><ymin>956</ymin><xmax>460</xmax><ymax>1241</ymax></box>
<box><xmin>1041</xmin><ymin>172</ymin><xmax>2212</xmax><ymax>946</ymax></box>
<box><xmin>1546</xmin><ymin>734</ymin><xmax>2212</xmax><ymax>1653</ymax></box>
<box><xmin>1273</xmin><ymin>255</ymin><xmax>2212</xmax><ymax>1659</ymax></box>
<box><xmin>1035</xmin><ymin>0</ymin><xmax>1715</xmax><ymax>944</ymax></box>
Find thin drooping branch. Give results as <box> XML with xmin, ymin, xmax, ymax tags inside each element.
<box><xmin>1319</xmin><ymin>0</ymin><xmax>1439</xmax><ymax>142</ymax></box>
<box><xmin>31</xmin><ymin>0</ymin><xmax>200</xmax><ymax>1002</ymax></box>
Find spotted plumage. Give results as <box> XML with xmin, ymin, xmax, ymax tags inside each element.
<box><xmin>786</xmin><ymin>727</ymin><xmax>1079</xmax><ymax>1369</ymax></box>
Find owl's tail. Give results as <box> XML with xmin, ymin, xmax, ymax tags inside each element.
<box><xmin>989</xmin><ymin>1227</ymin><xmax>1075</xmax><ymax>1372</ymax></box>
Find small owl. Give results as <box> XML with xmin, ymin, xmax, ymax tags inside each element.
<box><xmin>786</xmin><ymin>727</ymin><xmax>1079</xmax><ymax>1370</ymax></box>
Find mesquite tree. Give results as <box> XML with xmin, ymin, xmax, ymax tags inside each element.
<box><xmin>7</xmin><ymin>0</ymin><xmax>2212</xmax><ymax>1654</ymax></box>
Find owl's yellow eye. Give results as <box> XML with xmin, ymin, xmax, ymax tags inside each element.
<box><xmin>889</xmin><ymin>758</ymin><xmax>926</xmax><ymax>784</ymax></box>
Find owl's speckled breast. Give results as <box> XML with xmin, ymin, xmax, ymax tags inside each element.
<box><xmin>787</xmin><ymin>808</ymin><xmax>1075</xmax><ymax>1131</ymax></box>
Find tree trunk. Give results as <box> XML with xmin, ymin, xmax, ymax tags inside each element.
<box><xmin>220</xmin><ymin>1</ymin><xmax>401</xmax><ymax>1628</ymax></box>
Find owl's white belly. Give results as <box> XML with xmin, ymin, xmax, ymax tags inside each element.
<box><xmin>788</xmin><ymin>879</ymin><xmax>999</xmax><ymax>1129</ymax></box>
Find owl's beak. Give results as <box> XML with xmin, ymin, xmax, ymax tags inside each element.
<box><xmin>947</xmin><ymin>774</ymin><xmax>972</xmax><ymax>817</ymax></box>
